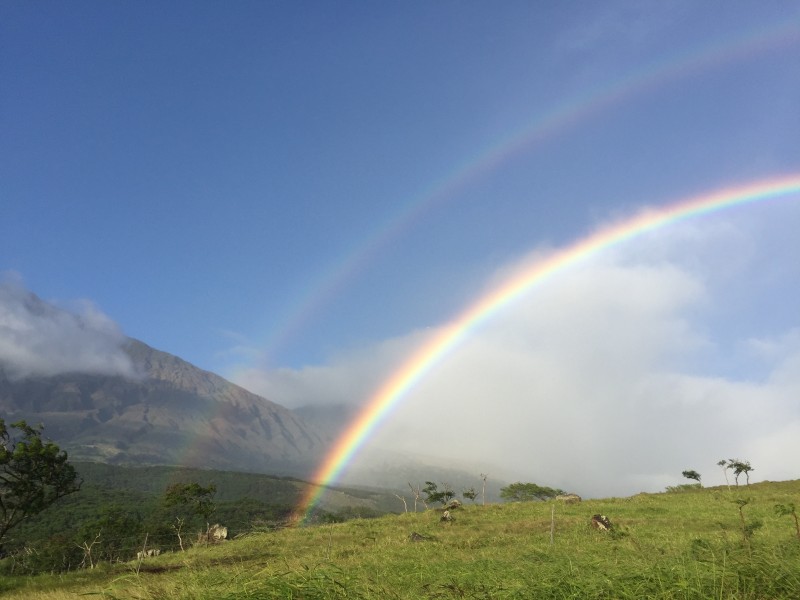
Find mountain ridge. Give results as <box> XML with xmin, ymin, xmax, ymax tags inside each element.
<box><xmin>0</xmin><ymin>290</ymin><xmax>510</xmax><ymax>491</ymax></box>
<box><xmin>0</xmin><ymin>337</ymin><xmax>325</xmax><ymax>476</ymax></box>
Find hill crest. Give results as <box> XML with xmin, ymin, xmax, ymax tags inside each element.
<box><xmin>0</xmin><ymin>337</ymin><xmax>325</xmax><ymax>476</ymax></box>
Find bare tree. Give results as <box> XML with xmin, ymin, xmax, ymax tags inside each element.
<box><xmin>394</xmin><ymin>494</ymin><xmax>408</xmax><ymax>513</ymax></box>
<box><xmin>408</xmin><ymin>483</ymin><xmax>427</xmax><ymax>511</ymax></box>
<box><xmin>172</xmin><ymin>516</ymin><xmax>186</xmax><ymax>552</ymax></box>
<box><xmin>717</xmin><ymin>460</ymin><xmax>731</xmax><ymax>490</ymax></box>
<box><xmin>76</xmin><ymin>532</ymin><xmax>101</xmax><ymax>570</ymax></box>
<box><xmin>480</xmin><ymin>473</ymin><xmax>488</xmax><ymax>506</ymax></box>
<box><xmin>135</xmin><ymin>533</ymin><xmax>148</xmax><ymax>575</ymax></box>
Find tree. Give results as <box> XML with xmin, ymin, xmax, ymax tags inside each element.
<box><xmin>682</xmin><ymin>470</ymin><xmax>701</xmax><ymax>484</ymax></box>
<box><xmin>163</xmin><ymin>482</ymin><xmax>216</xmax><ymax>544</ymax></box>
<box><xmin>171</xmin><ymin>516</ymin><xmax>187</xmax><ymax>552</ymax></box>
<box><xmin>462</xmin><ymin>487</ymin><xmax>478</xmax><ymax>503</ymax></box>
<box><xmin>500</xmin><ymin>482</ymin><xmax>563</xmax><ymax>502</ymax></box>
<box><xmin>717</xmin><ymin>459</ymin><xmax>731</xmax><ymax>489</ymax></box>
<box><xmin>75</xmin><ymin>532</ymin><xmax>102</xmax><ymax>570</ymax></box>
<box><xmin>774</xmin><ymin>503</ymin><xmax>800</xmax><ymax>540</ymax></box>
<box><xmin>164</xmin><ymin>482</ymin><xmax>216</xmax><ymax>521</ymax></box>
<box><xmin>732</xmin><ymin>497</ymin><xmax>761</xmax><ymax>552</ymax></box>
<box><xmin>728</xmin><ymin>459</ymin><xmax>753</xmax><ymax>486</ymax></box>
<box><xmin>393</xmin><ymin>493</ymin><xmax>408</xmax><ymax>513</ymax></box>
<box><xmin>78</xmin><ymin>504</ymin><xmax>144</xmax><ymax>564</ymax></box>
<box><xmin>422</xmin><ymin>481</ymin><xmax>454</xmax><ymax>507</ymax></box>
<box><xmin>408</xmin><ymin>483</ymin><xmax>426</xmax><ymax>511</ymax></box>
<box><xmin>0</xmin><ymin>419</ymin><xmax>81</xmax><ymax>546</ymax></box>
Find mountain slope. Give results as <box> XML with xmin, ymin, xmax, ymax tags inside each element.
<box><xmin>0</xmin><ymin>289</ymin><xmax>508</xmax><ymax>489</ymax></box>
<box><xmin>291</xmin><ymin>402</ymin><xmax>360</xmax><ymax>445</ymax></box>
<box><xmin>0</xmin><ymin>339</ymin><xmax>324</xmax><ymax>476</ymax></box>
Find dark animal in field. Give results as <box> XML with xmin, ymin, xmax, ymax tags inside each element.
<box><xmin>590</xmin><ymin>514</ymin><xmax>613</xmax><ymax>531</ymax></box>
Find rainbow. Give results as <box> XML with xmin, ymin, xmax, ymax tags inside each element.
<box><xmin>245</xmin><ymin>17</ymin><xmax>800</xmax><ymax>367</ymax></box>
<box><xmin>298</xmin><ymin>174</ymin><xmax>800</xmax><ymax>519</ymax></box>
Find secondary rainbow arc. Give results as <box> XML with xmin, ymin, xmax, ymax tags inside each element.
<box><xmin>247</xmin><ymin>18</ymin><xmax>800</xmax><ymax>368</ymax></box>
<box><xmin>298</xmin><ymin>174</ymin><xmax>800</xmax><ymax>519</ymax></box>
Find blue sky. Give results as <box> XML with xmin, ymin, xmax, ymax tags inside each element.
<box><xmin>3</xmin><ymin>2</ymin><xmax>800</xmax><ymax>494</ymax></box>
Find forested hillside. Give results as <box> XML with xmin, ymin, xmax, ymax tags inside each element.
<box><xmin>0</xmin><ymin>462</ymin><xmax>397</xmax><ymax>574</ymax></box>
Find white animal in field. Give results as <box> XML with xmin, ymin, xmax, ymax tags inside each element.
<box><xmin>555</xmin><ymin>494</ymin><xmax>582</xmax><ymax>504</ymax></box>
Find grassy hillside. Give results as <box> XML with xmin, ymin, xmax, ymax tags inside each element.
<box><xmin>2</xmin><ymin>480</ymin><xmax>799</xmax><ymax>599</ymax></box>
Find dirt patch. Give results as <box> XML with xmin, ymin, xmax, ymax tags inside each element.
<box><xmin>137</xmin><ymin>564</ymin><xmax>183</xmax><ymax>574</ymax></box>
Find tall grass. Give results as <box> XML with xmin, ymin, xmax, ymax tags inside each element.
<box><xmin>3</xmin><ymin>480</ymin><xmax>799</xmax><ymax>599</ymax></box>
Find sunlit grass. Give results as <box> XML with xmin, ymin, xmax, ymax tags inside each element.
<box><xmin>3</xmin><ymin>480</ymin><xmax>799</xmax><ymax>599</ymax></box>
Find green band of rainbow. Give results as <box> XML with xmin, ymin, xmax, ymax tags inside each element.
<box><xmin>298</xmin><ymin>175</ymin><xmax>800</xmax><ymax>519</ymax></box>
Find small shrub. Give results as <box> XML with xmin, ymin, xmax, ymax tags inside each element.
<box><xmin>665</xmin><ymin>483</ymin><xmax>702</xmax><ymax>493</ymax></box>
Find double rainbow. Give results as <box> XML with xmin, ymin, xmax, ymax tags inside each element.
<box><xmin>252</xmin><ymin>17</ymin><xmax>800</xmax><ymax>366</ymax></box>
<box><xmin>299</xmin><ymin>174</ymin><xmax>800</xmax><ymax>518</ymax></box>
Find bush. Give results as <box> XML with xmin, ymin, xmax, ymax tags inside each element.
<box><xmin>665</xmin><ymin>483</ymin><xmax>702</xmax><ymax>493</ymax></box>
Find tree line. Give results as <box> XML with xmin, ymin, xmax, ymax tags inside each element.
<box><xmin>0</xmin><ymin>420</ymin><xmax>311</xmax><ymax>574</ymax></box>
<box><xmin>2</xmin><ymin>418</ymin><xmax>783</xmax><ymax>575</ymax></box>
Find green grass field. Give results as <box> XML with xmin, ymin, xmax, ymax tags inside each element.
<box><xmin>3</xmin><ymin>480</ymin><xmax>799</xmax><ymax>599</ymax></box>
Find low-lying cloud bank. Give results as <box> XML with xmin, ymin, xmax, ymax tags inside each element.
<box><xmin>231</xmin><ymin>210</ymin><xmax>800</xmax><ymax>498</ymax></box>
<box><xmin>0</xmin><ymin>277</ymin><xmax>134</xmax><ymax>380</ymax></box>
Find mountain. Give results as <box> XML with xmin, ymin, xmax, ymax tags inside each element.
<box><xmin>291</xmin><ymin>402</ymin><xmax>360</xmax><ymax>445</ymax></box>
<box><xmin>0</xmin><ymin>289</ymin><xmax>508</xmax><ymax>491</ymax></box>
<box><xmin>0</xmin><ymin>338</ymin><xmax>325</xmax><ymax>476</ymax></box>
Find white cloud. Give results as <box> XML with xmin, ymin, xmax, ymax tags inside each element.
<box><xmin>0</xmin><ymin>277</ymin><xmax>135</xmax><ymax>380</ymax></box>
<box><xmin>229</xmin><ymin>216</ymin><xmax>800</xmax><ymax>498</ymax></box>
<box><xmin>746</xmin><ymin>329</ymin><xmax>800</xmax><ymax>389</ymax></box>
<box><xmin>230</xmin><ymin>330</ymin><xmax>431</xmax><ymax>409</ymax></box>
